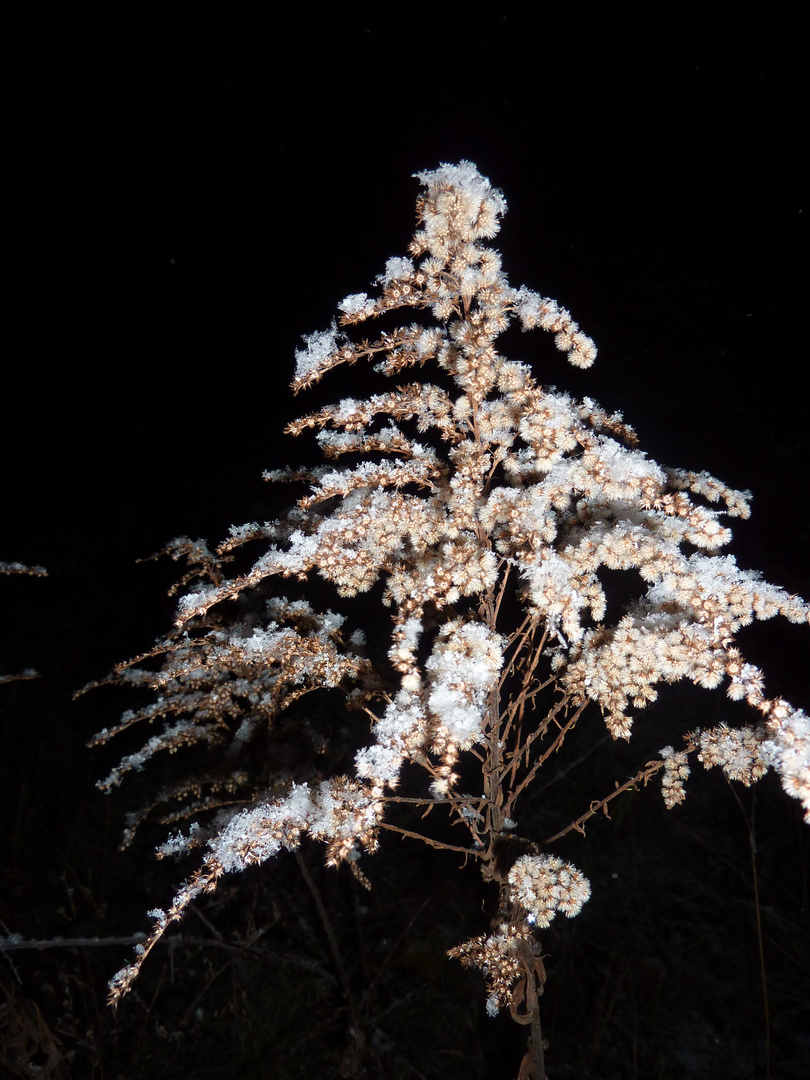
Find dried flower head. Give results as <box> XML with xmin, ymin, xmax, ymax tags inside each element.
<box><xmin>448</xmin><ymin>922</ymin><xmax>539</xmax><ymax>1018</ymax></box>
<box><xmin>507</xmin><ymin>854</ymin><xmax>591</xmax><ymax>926</ymax></box>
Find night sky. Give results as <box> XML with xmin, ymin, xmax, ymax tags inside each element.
<box><xmin>2</xmin><ymin>5</ymin><xmax>809</xmax><ymax>1077</ymax></box>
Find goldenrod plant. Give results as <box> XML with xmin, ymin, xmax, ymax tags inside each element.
<box><xmin>87</xmin><ymin>163</ymin><xmax>810</xmax><ymax>1078</ymax></box>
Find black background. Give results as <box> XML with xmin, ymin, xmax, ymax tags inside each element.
<box><xmin>1</xmin><ymin>4</ymin><xmax>809</xmax><ymax>1078</ymax></box>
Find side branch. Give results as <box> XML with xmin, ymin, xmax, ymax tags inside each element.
<box><xmin>543</xmin><ymin>751</ymin><xmax>689</xmax><ymax>844</ymax></box>
<box><xmin>377</xmin><ymin>820</ymin><xmax>484</xmax><ymax>858</ymax></box>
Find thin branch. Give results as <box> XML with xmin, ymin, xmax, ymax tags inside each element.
<box><xmin>544</xmin><ymin>759</ymin><xmax>666</xmax><ymax>844</ymax></box>
<box><xmin>728</xmin><ymin>784</ymin><xmax>771</xmax><ymax>1080</ymax></box>
<box><xmin>504</xmin><ymin>702</ymin><xmax>587</xmax><ymax>814</ymax></box>
<box><xmin>376</xmin><ymin>821</ymin><xmax>484</xmax><ymax>858</ymax></box>
<box><xmin>0</xmin><ymin>932</ymin><xmax>337</xmax><ymax>983</ymax></box>
<box><xmin>295</xmin><ymin>850</ymin><xmax>353</xmax><ymax>1004</ymax></box>
<box><xmin>1</xmin><ymin>934</ymin><xmax>152</xmax><ymax>951</ymax></box>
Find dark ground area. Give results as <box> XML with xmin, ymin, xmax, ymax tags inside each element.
<box><xmin>2</xmin><ymin>4</ymin><xmax>809</xmax><ymax>1077</ymax></box>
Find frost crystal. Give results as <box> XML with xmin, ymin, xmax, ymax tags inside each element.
<box><xmin>338</xmin><ymin>292</ymin><xmax>375</xmax><ymax>317</ymax></box>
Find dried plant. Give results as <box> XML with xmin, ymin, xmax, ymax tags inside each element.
<box><xmin>1</xmin><ymin>561</ymin><xmax>47</xmax><ymax>684</ymax></box>
<box><xmin>87</xmin><ymin>162</ymin><xmax>810</xmax><ymax>1076</ymax></box>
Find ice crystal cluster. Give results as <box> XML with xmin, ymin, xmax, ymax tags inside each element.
<box><xmin>90</xmin><ymin>162</ymin><xmax>810</xmax><ymax>1026</ymax></box>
